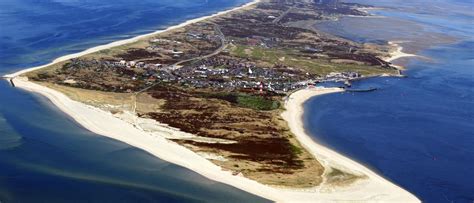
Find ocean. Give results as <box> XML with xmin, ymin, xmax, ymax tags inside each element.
<box><xmin>0</xmin><ymin>0</ymin><xmax>269</xmax><ymax>202</ymax></box>
<box><xmin>306</xmin><ymin>0</ymin><xmax>474</xmax><ymax>202</ymax></box>
<box><xmin>1</xmin><ymin>0</ymin><xmax>473</xmax><ymax>202</ymax></box>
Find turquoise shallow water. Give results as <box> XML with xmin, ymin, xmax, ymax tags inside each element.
<box><xmin>0</xmin><ymin>0</ymin><xmax>269</xmax><ymax>202</ymax></box>
<box><xmin>308</xmin><ymin>0</ymin><xmax>474</xmax><ymax>202</ymax></box>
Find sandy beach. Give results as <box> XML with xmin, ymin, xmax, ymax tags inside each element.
<box><xmin>3</xmin><ymin>0</ymin><xmax>261</xmax><ymax>78</ymax></box>
<box><xmin>385</xmin><ymin>41</ymin><xmax>418</xmax><ymax>63</ymax></box>
<box><xmin>11</xmin><ymin>77</ymin><xmax>420</xmax><ymax>202</ymax></box>
<box><xmin>281</xmin><ymin>87</ymin><xmax>420</xmax><ymax>202</ymax></box>
<box><xmin>4</xmin><ymin>0</ymin><xmax>421</xmax><ymax>201</ymax></box>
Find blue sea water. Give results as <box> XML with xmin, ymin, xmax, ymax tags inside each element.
<box><xmin>0</xmin><ymin>0</ymin><xmax>250</xmax><ymax>75</ymax></box>
<box><xmin>1</xmin><ymin>0</ymin><xmax>473</xmax><ymax>202</ymax></box>
<box><xmin>0</xmin><ymin>0</ymin><xmax>270</xmax><ymax>202</ymax></box>
<box><xmin>307</xmin><ymin>0</ymin><xmax>474</xmax><ymax>202</ymax></box>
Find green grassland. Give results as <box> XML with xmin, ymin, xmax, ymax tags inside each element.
<box><xmin>231</xmin><ymin>45</ymin><xmax>397</xmax><ymax>76</ymax></box>
<box><xmin>202</xmin><ymin>92</ymin><xmax>280</xmax><ymax>111</ymax></box>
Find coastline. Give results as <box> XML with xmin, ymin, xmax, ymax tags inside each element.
<box><xmin>3</xmin><ymin>0</ymin><xmax>261</xmax><ymax>79</ymax></box>
<box><xmin>11</xmin><ymin>77</ymin><xmax>420</xmax><ymax>202</ymax></box>
<box><xmin>3</xmin><ymin>0</ymin><xmax>420</xmax><ymax>201</ymax></box>
<box><xmin>385</xmin><ymin>41</ymin><xmax>418</xmax><ymax>64</ymax></box>
<box><xmin>281</xmin><ymin>87</ymin><xmax>420</xmax><ymax>202</ymax></box>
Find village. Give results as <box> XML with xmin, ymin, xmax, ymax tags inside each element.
<box><xmin>24</xmin><ymin>0</ymin><xmax>400</xmax><ymax>188</ymax></box>
<box><xmin>59</xmin><ymin>52</ymin><xmax>363</xmax><ymax>94</ymax></box>
<box><xmin>29</xmin><ymin>0</ymin><xmax>399</xmax><ymax>95</ymax></box>
<box><xmin>31</xmin><ymin>0</ymin><xmax>397</xmax><ymax>95</ymax></box>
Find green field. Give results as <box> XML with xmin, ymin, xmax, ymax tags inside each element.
<box><xmin>231</xmin><ymin>45</ymin><xmax>397</xmax><ymax>76</ymax></box>
<box><xmin>203</xmin><ymin>92</ymin><xmax>280</xmax><ymax>111</ymax></box>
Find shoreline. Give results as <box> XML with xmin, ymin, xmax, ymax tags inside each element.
<box><xmin>385</xmin><ymin>41</ymin><xmax>418</xmax><ymax>64</ymax></box>
<box><xmin>4</xmin><ymin>0</ymin><xmax>420</xmax><ymax>201</ymax></box>
<box><xmin>12</xmin><ymin>77</ymin><xmax>420</xmax><ymax>202</ymax></box>
<box><xmin>281</xmin><ymin>87</ymin><xmax>420</xmax><ymax>201</ymax></box>
<box><xmin>3</xmin><ymin>0</ymin><xmax>261</xmax><ymax>79</ymax></box>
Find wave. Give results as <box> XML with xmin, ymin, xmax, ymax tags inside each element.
<box><xmin>0</xmin><ymin>115</ymin><xmax>23</xmax><ymax>150</ymax></box>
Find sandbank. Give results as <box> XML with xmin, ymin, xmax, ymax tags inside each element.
<box><xmin>3</xmin><ymin>0</ymin><xmax>261</xmax><ymax>78</ymax></box>
<box><xmin>4</xmin><ymin>0</ymin><xmax>420</xmax><ymax>201</ymax></box>
<box><xmin>11</xmin><ymin>77</ymin><xmax>420</xmax><ymax>202</ymax></box>
<box><xmin>385</xmin><ymin>41</ymin><xmax>418</xmax><ymax>63</ymax></box>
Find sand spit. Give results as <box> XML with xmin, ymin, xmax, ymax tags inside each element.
<box><xmin>281</xmin><ymin>87</ymin><xmax>420</xmax><ymax>202</ymax></box>
<box><xmin>385</xmin><ymin>41</ymin><xmax>418</xmax><ymax>63</ymax></box>
<box><xmin>4</xmin><ymin>0</ymin><xmax>420</xmax><ymax>201</ymax></box>
<box><xmin>11</xmin><ymin>77</ymin><xmax>420</xmax><ymax>202</ymax></box>
<box><xmin>3</xmin><ymin>0</ymin><xmax>261</xmax><ymax>79</ymax></box>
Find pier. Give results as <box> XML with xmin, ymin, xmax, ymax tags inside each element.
<box><xmin>346</xmin><ymin>87</ymin><xmax>378</xmax><ymax>92</ymax></box>
<box><xmin>2</xmin><ymin>76</ymin><xmax>15</xmax><ymax>87</ymax></box>
<box><xmin>344</xmin><ymin>80</ymin><xmax>352</xmax><ymax>87</ymax></box>
<box><xmin>9</xmin><ymin>78</ymin><xmax>15</xmax><ymax>87</ymax></box>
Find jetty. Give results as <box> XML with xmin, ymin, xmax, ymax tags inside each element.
<box><xmin>2</xmin><ymin>76</ymin><xmax>15</xmax><ymax>87</ymax></box>
<box><xmin>9</xmin><ymin>78</ymin><xmax>15</xmax><ymax>87</ymax></box>
<box><xmin>344</xmin><ymin>80</ymin><xmax>352</xmax><ymax>87</ymax></box>
<box><xmin>346</xmin><ymin>87</ymin><xmax>378</xmax><ymax>92</ymax></box>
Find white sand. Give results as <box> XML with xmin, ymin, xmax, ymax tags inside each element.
<box><xmin>385</xmin><ymin>41</ymin><xmax>417</xmax><ymax>63</ymax></box>
<box><xmin>11</xmin><ymin>77</ymin><xmax>420</xmax><ymax>202</ymax></box>
<box><xmin>4</xmin><ymin>1</ymin><xmax>420</xmax><ymax>201</ymax></box>
<box><xmin>3</xmin><ymin>0</ymin><xmax>261</xmax><ymax>78</ymax></box>
<box><xmin>280</xmin><ymin>87</ymin><xmax>420</xmax><ymax>202</ymax></box>
<box><xmin>10</xmin><ymin>77</ymin><xmax>280</xmax><ymax>201</ymax></box>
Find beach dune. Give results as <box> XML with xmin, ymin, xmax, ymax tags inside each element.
<box><xmin>11</xmin><ymin>77</ymin><xmax>420</xmax><ymax>202</ymax></box>
<box><xmin>4</xmin><ymin>0</ymin><xmax>420</xmax><ymax>201</ymax></box>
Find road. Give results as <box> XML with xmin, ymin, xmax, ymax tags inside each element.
<box><xmin>272</xmin><ymin>6</ymin><xmax>294</xmax><ymax>24</ymax></box>
<box><xmin>170</xmin><ymin>23</ymin><xmax>227</xmax><ymax>69</ymax></box>
<box><xmin>131</xmin><ymin>23</ymin><xmax>228</xmax><ymax>117</ymax></box>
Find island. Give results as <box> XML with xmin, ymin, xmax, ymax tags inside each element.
<box><xmin>5</xmin><ymin>0</ymin><xmax>420</xmax><ymax>201</ymax></box>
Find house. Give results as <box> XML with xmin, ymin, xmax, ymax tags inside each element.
<box><xmin>171</xmin><ymin>49</ymin><xmax>184</xmax><ymax>54</ymax></box>
<box><xmin>137</xmin><ymin>62</ymin><xmax>145</xmax><ymax>68</ymax></box>
<box><xmin>246</xmin><ymin>38</ymin><xmax>260</xmax><ymax>46</ymax></box>
<box><xmin>303</xmin><ymin>46</ymin><xmax>323</xmax><ymax>53</ymax></box>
